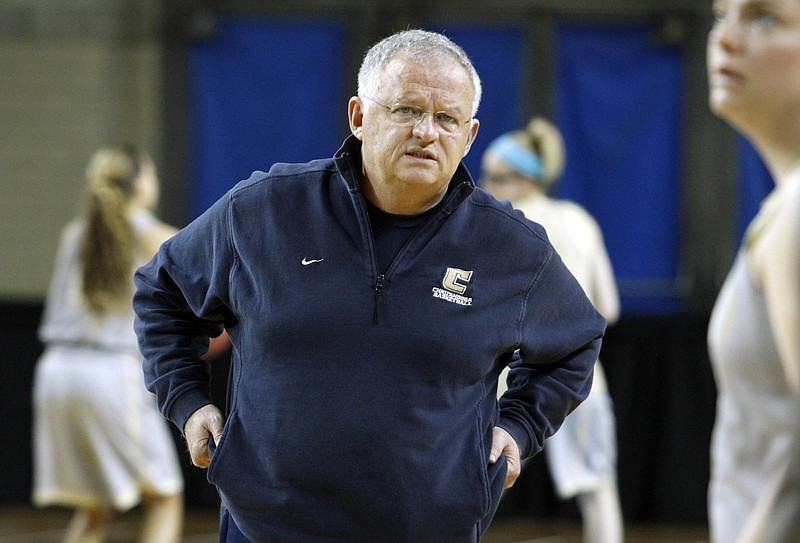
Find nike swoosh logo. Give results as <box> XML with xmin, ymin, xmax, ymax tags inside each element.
<box><xmin>301</xmin><ymin>257</ymin><xmax>324</xmax><ymax>265</ymax></box>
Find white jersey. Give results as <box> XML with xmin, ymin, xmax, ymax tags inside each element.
<box><xmin>707</xmin><ymin>176</ymin><xmax>800</xmax><ymax>543</ymax></box>
<box><xmin>37</xmin><ymin>209</ymin><xmax>158</xmax><ymax>353</ymax></box>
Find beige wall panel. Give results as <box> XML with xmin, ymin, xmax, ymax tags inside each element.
<box><xmin>0</xmin><ymin>1</ymin><xmax>162</xmax><ymax>301</ymax></box>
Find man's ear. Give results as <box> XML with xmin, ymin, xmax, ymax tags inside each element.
<box><xmin>348</xmin><ymin>97</ymin><xmax>364</xmax><ymax>141</ymax></box>
<box><xmin>462</xmin><ymin>118</ymin><xmax>480</xmax><ymax>157</ymax></box>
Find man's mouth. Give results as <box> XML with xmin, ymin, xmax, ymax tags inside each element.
<box><xmin>406</xmin><ymin>149</ymin><xmax>435</xmax><ymax>161</ymax></box>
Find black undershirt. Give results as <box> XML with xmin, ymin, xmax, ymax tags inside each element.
<box><xmin>365</xmin><ymin>198</ymin><xmax>442</xmax><ymax>274</ymax></box>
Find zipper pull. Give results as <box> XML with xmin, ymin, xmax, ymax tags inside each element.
<box><xmin>373</xmin><ymin>274</ymin><xmax>385</xmax><ymax>323</ymax></box>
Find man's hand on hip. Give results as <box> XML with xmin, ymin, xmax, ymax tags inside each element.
<box><xmin>489</xmin><ymin>426</ymin><xmax>521</xmax><ymax>489</ymax></box>
<box><xmin>184</xmin><ymin>403</ymin><xmax>224</xmax><ymax>468</ymax></box>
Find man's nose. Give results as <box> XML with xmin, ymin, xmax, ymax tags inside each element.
<box><xmin>412</xmin><ymin>112</ymin><xmax>439</xmax><ymax>140</ymax></box>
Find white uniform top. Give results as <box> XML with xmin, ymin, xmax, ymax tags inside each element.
<box><xmin>707</xmin><ymin>175</ymin><xmax>800</xmax><ymax>543</ymax></box>
<box><xmin>38</xmin><ymin>209</ymin><xmax>157</xmax><ymax>352</ymax></box>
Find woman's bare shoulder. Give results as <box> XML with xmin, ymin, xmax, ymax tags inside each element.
<box><xmin>139</xmin><ymin>218</ymin><xmax>179</xmax><ymax>259</ymax></box>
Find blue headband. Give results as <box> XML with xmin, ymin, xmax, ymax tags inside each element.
<box><xmin>486</xmin><ymin>134</ymin><xmax>543</xmax><ymax>180</ymax></box>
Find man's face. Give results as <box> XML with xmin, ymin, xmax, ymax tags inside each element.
<box><xmin>349</xmin><ymin>55</ymin><xmax>479</xmax><ymax>210</ymax></box>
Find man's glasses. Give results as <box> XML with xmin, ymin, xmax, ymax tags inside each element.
<box><xmin>361</xmin><ymin>96</ymin><xmax>470</xmax><ymax>135</ymax></box>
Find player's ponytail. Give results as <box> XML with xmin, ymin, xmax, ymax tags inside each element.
<box><xmin>79</xmin><ymin>146</ymin><xmax>140</xmax><ymax>314</ymax></box>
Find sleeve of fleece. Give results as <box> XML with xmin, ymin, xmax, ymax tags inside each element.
<box><xmin>497</xmin><ymin>249</ymin><xmax>606</xmax><ymax>459</ymax></box>
<box><xmin>133</xmin><ymin>193</ymin><xmax>233</xmax><ymax>433</ymax></box>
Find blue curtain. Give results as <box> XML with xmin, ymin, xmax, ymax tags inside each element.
<box><xmin>189</xmin><ymin>18</ymin><xmax>346</xmax><ymax>218</ymax></box>
<box><xmin>737</xmin><ymin>137</ymin><xmax>773</xmax><ymax>242</ymax></box>
<box><xmin>554</xmin><ymin>22</ymin><xmax>685</xmax><ymax>314</ymax></box>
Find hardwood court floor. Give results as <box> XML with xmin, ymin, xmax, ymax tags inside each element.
<box><xmin>0</xmin><ymin>506</ymin><xmax>709</xmax><ymax>543</ymax></box>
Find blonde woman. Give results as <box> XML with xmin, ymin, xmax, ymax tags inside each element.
<box><xmin>482</xmin><ymin>118</ymin><xmax>623</xmax><ymax>543</ymax></box>
<box><xmin>706</xmin><ymin>0</ymin><xmax>800</xmax><ymax>541</ymax></box>
<box><xmin>32</xmin><ymin>147</ymin><xmax>184</xmax><ymax>543</ymax></box>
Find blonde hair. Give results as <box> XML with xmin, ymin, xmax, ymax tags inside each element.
<box><xmin>511</xmin><ymin>117</ymin><xmax>566</xmax><ymax>188</ymax></box>
<box><xmin>79</xmin><ymin>146</ymin><xmax>145</xmax><ymax>314</ymax></box>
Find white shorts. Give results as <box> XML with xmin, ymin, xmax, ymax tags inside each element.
<box><xmin>32</xmin><ymin>345</ymin><xmax>183</xmax><ymax>510</ymax></box>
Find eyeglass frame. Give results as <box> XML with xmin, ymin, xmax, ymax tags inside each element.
<box><xmin>360</xmin><ymin>95</ymin><xmax>472</xmax><ymax>135</ymax></box>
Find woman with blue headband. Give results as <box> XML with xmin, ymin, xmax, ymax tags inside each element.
<box><xmin>482</xmin><ymin>117</ymin><xmax>624</xmax><ymax>543</ymax></box>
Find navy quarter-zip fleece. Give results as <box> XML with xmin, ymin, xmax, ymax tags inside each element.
<box><xmin>133</xmin><ymin>136</ymin><xmax>605</xmax><ymax>542</ymax></box>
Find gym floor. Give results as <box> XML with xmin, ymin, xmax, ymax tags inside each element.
<box><xmin>0</xmin><ymin>506</ymin><xmax>709</xmax><ymax>543</ymax></box>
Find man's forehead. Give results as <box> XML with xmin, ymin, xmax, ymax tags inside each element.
<box><xmin>380</xmin><ymin>56</ymin><xmax>473</xmax><ymax>102</ymax></box>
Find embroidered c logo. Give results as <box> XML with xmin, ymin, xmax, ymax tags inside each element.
<box><xmin>442</xmin><ymin>268</ymin><xmax>473</xmax><ymax>295</ymax></box>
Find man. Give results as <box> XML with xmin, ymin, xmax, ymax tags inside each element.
<box><xmin>133</xmin><ymin>29</ymin><xmax>605</xmax><ymax>543</ymax></box>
